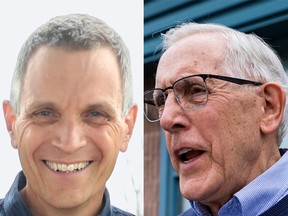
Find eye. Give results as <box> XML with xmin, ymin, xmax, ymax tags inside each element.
<box><xmin>183</xmin><ymin>84</ymin><xmax>207</xmax><ymax>104</ymax></box>
<box><xmin>90</xmin><ymin>111</ymin><xmax>102</xmax><ymax>117</ymax></box>
<box><xmin>153</xmin><ymin>90</ymin><xmax>166</xmax><ymax>108</ymax></box>
<box><xmin>175</xmin><ymin>79</ymin><xmax>207</xmax><ymax>105</ymax></box>
<box><xmin>188</xmin><ymin>84</ymin><xmax>206</xmax><ymax>95</ymax></box>
<box><xmin>38</xmin><ymin>110</ymin><xmax>53</xmax><ymax>116</ymax></box>
<box><xmin>32</xmin><ymin>109</ymin><xmax>58</xmax><ymax>124</ymax></box>
<box><xmin>155</xmin><ymin>94</ymin><xmax>165</xmax><ymax>108</ymax></box>
<box><xmin>84</xmin><ymin>110</ymin><xmax>110</xmax><ymax>125</ymax></box>
<box><xmin>34</xmin><ymin>109</ymin><xmax>55</xmax><ymax>117</ymax></box>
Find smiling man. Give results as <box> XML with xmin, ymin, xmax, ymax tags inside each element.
<box><xmin>1</xmin><ymin>14</ymin><xmax>137</xmax><ymax>216</ymax></box>
<box><xmin>144</xmin><ymin>23</ymin><xmax>288</xmax><ymax>215</ymax></box>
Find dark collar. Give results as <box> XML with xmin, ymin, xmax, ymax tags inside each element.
<box><xmin>2</xmin><ymin>171</ymin><xmax>126</xmax><ymax>216</ymax></box>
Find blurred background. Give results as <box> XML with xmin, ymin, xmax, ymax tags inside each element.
<box><xmin>144</xmin><ymin>1</ymin><xmax>288</xmax><ymax>215</ymax></box>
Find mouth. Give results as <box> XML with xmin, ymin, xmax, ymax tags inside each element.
<box><xmin>177</xmin><ymin>148</ymin><xmax>204</xmax><ymax>164</ymax></box>
<box><xmin>44</xmin><ymin>160</ymin><xmax>92</xmax><ymax>173</ymax></box>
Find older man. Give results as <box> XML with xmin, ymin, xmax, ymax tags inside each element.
<box><xmin>144</xmin><ymin>23</ymin><xmax>288</xmax><ymax>215</ymax></box>
<box><xmin>1</xmin><ymin>14</ymin><xmax>137</xmax><ymax>216</ymax></box>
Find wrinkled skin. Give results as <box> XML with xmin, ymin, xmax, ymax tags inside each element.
<box><xmin>3</xmin><ymin>46</ymin><xmax>137</xmax><ymax>216</ymax></box>
<box><xmin>156</xmin><ymin>33</ymin><xmax>284</xmax><ymax>214</ymax></box>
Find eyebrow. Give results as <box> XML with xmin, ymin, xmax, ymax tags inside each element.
<box><xmin>84</xmin><ymin>102</ymin><xmax>118</xmax><ymax>115</ymax></box>
<box><xmin>23</xmin><ymin>101</ymin><xmax>58</xmax><ymax>113</ymax></box>
<box><xmin>23</xmin><ymin>100</ymin><xmax>118</xmax><ymax>115</ymax></box>
<box><xmin>158</xmin><ymin>73</ymin><xmax>192</xmax><ymax>89</ymax></box>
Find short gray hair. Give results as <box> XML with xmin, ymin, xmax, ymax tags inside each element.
<box><xmin>11</xmin><ymin>13</ymin><xmax>133</xmax><ymax>116</ymax></box>
<box><xmin>161</xmin><ymin>22</ymin><xmax>288</xmax><ymax>145</ymax></box>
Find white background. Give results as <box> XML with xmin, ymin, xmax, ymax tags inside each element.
<box><xmin>0</xmin><ymin>1</ymin><xmax>143</xmax><ymax>215</ymax></box>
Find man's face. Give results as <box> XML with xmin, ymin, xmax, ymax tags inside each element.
<box><xmin>5</xmin><ymin>46</ymin><xmax>135</xmax><ymax>210</ymax></box>
<box><xmin>156</xmin><ymin>33</ymin><xmax>269</xmax><ymax>206</ymax></box>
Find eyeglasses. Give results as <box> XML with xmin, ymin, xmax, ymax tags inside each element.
<box><xmin>144</xmin><ymin>74</ymin><xmax>262</xmax><ymax>122</ymax></box>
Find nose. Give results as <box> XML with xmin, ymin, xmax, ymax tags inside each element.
<box><xmin>52</xmin><ymin>118</ymin><xmax>87</xmax><ymax>153</ymax></box>
<box><xmin>160</xmin><ymin>93</ymin><xmax>187</xmax><ymax>133</ymax></box>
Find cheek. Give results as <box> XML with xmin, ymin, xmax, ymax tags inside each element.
<box><xmin>203</xmin><ymin>93</ymin><xmax>260</xmax><ymax>141</ymax></box>
<box><xmin>165</xmin><ymin>132</ymin><xmax>179</xmax><ymax>168</ymax></box>
<box><xmin>95</xmin><ymin>122</ymin><xmax>125</xmax><ymax>154</ymax></box>
<box><xmin>14</xmin><ymin>122</ymin><xmax>44</xmax><ymax>173</ymax></box>
<box><xmin>164</xmin><ymin>132</ymin><xmax>172</xmax><ymax>151</ymax></box>
<box><xmin>201</xmin><ymin>101</ymin><xmax>261</xmax><ymax>172</ymax></box>
<box><xmin>15</xmin><ymin>119</ymin><xmax>35</xmax><ymax>149</ymax></box>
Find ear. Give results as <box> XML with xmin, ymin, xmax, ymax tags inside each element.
<box><xmin>259</xmin><ymin>83</ymin><xmax>286</xmax><ymax>135</ymax></box>
<box><xmin>3</xmin><ymin>100</ymin><xmax>18</xmax><ymax>149</ymax></box>
<box><xmin>120</xmin><ymin>104</ymin><xmax>138</xmax><ymax>152</ymax></box>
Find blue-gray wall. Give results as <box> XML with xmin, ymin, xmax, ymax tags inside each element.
<box><xmin>144</xmin><ymin>1</ymin><xmax>288</xmax><ymax>215</ymax></box>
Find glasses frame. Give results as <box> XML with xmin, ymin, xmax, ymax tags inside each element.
<box><xmin>144</xmin><ymin>74</ymin><xmax>263</xmax><ymax>122</ymax></box>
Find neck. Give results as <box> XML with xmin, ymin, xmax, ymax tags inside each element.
<box><xmin>20</xmin><ymin>186</ymin><xmax>105</xmax><ymax>216</ymax></box>
<box><xmin>203</xmin><ymin>143</ymin><xmax>281</xmax><ymax>214</ymax></box>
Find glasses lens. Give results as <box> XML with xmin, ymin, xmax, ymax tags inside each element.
<box><xmin>144</xmin><ymin>89</ymin><xmax>164</xmax><ymax>122</ymax></box>
<box><xmin>174</xmin><ymin>76</ymin><xmax>208</xmax><ymax>110</ymax></box>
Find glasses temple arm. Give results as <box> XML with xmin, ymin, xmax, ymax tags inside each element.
<box><xmin>144</xmin><ymin>99</ymin><xmax>156</xmax><ymax>106</ymax></box>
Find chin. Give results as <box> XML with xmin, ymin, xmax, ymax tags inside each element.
<box><xmin>45</xmin><ymin>190</ymin><xmax>90</xmax><ymax>209</ymax></box>
<box><xmin>179</xmin><ymin>176</ymin><xmax>208</xmax><ymax>201</ymax></box>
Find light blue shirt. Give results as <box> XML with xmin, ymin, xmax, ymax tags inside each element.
<box><xmin>191</xmin><ymin>151</ymin><xmax>288</xmax><ymax>216</ymax></box>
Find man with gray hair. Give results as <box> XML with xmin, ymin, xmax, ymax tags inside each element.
<box><xmin>1</xmin><ymin>14</ymin><xmax>137</xmax><ymax>216</ymax></box>
<box><xmin>144</xmin><ymin>22</ymin><xmax>288</xmax><ymax>215</ymax></box>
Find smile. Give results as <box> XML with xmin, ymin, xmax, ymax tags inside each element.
<box><xmin>45</xmin><ymin>161</ymin><xmax>91</xmax><ymax>173</ymax></box>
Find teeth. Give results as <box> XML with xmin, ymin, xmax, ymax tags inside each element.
<box><xmin>45</xmin><ymin>161</ymin><xmax>90</xmax><ymax>173</ymax></box>
<box><xmin>67</xmin><ymin>164</ymin><xmax>74</xmax><ymax>172</ymax></box>
<box><xmin>178</xmin><ymin>148</ymin><xmax>192</xmax><ymax>155</ymax></box>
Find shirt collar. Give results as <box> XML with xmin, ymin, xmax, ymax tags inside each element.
<box><xmin>99</xmin><ymin>187</ymin><xmax>113</xmax><ymax>216</ymax></box>
<box><xmin>191</xmin><ymin>198</ymin><xmax>242</xmax><ymax>216</ymax></box>
<box><xmin>235</xmin><ymin>150</ymin><xmax>288</xmax><ymax>215</ymax></box>
<box><xmin>190</xmin><ymin>150</ymin><xmax>288</xmax><ymax>215</ymax></box>
<box><xmin>3</xmin><ymin>171</ymin><xmax>114</xmax><ymax>216</ymax></box>
<box><xmin>3</xmin><ymin>171</ymin><xmax>32</xmax><ymax>216</ymax></box>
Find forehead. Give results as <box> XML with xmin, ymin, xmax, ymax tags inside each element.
<box><xmin>156</xmin><ymin>33</ymin><xmax>226</xmax><ymax>87</ymax></box>
<box><xmin>21</xmin><ymin>46</ymin><xmax>122</xmax><ymax>110</ymax></box>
